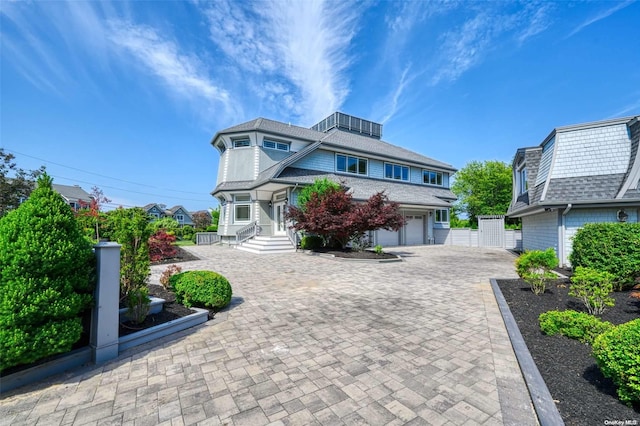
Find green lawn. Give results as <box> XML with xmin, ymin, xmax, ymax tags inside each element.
<box><xmin>174</xmin><ymin>240</ymin><xmax>195</xmax><ymax>246</ymax></box>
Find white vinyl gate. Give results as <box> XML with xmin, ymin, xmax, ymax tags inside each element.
<box><xmin>478</xmin><ymin>215</ymin><xmax>505</xmax><ymax>247</ymax></box>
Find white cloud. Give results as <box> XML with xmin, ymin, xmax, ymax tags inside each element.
<box><xmin>108</xmin><ymin>20</ymin><xmax>237</xmax><ymax>118</ymax></box>
<box><xmin>202</xmin><ymin>0</ymin><xmax>359</xmax><ymax>125</ymax></box>
<box><xmin>567</xmin><ymin>0</ymin><xmax>635</xmax><ymax>38</ymax></box>
<box><xmin>379</xmin><ymin>64</ymin><xmax>413</xmax><ymax>124</ymax></box>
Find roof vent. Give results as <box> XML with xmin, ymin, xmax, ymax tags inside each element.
<box><xmin>311</xmin><ymin>112</ymin><xmax>382</xmax><ymax>139</ymax></box>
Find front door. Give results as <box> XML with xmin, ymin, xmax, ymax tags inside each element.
<box><xmin>273</xmin><ymin>201</ymin><xmax>287</xmax><ymax>236</ymax></box>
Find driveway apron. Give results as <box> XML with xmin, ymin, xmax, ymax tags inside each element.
<box><xmin>1</xmin><ymin>245</ymin><xmax>536</xmax><ymax>425</ymax></box>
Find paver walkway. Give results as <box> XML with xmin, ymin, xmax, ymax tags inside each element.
<box><xmin>1</xmin><ymin>245</ymin><xmax>537</xmax><ymax>425</ymax></box>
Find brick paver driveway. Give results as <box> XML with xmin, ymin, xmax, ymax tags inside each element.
<box><xmin>1</xmin><ymin>245</ymin><xmax>536</xmax><ymax>425</ymax></box>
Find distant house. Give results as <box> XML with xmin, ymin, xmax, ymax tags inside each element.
<box><xmin>51</xmin><ymin>184</ymin><xmax>92</xmax><ymax>212</ymax></box>
<box><xmin>142</xmin><ymin>203</ymin><xmax>194</xmax><ymax>226</ymax></box>
<box><xmin>210</xmin><ymin>112</ymin><xmax>457</xmax><ymax>252</ymax></box>
<box><xmin>507</xmin><ymin>115</ymin><xmax>640</xmax><ymax>266</ymax></box>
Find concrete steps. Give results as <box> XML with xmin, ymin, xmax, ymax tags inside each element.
<box><xmin>236</xmin><ymin>235</ymin><xmax>296</xmax><ymax>254</ymax></box>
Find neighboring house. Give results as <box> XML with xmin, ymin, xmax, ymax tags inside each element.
<box><xmin>142</xmin><ymin>203</ymin><xmax>194</xmax><ymax>226</ymax></box>
<box><xmin>507</xmin><ymin>115</ymin><xmax>640</xmax><ymax>266</ymax></box>
<box><xmin>51</xmin><ymin>184</ymin><xmax>92</xmax><ymax>212</ymax></box>
<box><xmin>211</xmin><ymin>112</ymin><xmax>457</xmax><ymax>250</ymax></box>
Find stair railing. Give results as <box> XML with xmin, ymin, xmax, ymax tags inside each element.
<box><xmin>235</xmin><ymin>221</ymin><xmax>260</xmax><ymax>245</ymax></box>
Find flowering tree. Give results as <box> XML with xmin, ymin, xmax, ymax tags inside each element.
<box><xmin>285</xmin><ymin>185</ymin><xmax>405</xmax><ymax>249</ymax></box>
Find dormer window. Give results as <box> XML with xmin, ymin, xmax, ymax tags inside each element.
<box><xmin>263</xmin><ymin>139</ymin><xmax>289</xmax><ymax>151</ymax></box>
<box><xmin>215</xmin><ymin>141</ymin><xmax>226</xmax><ymax>153</ymax></box>
<box><xmin>518</xmin><ymin>166</ymin><xmax>528</xmax><ymax>194</ymax></box>
<box><xmin>233</xmin><ymin>139</ymin><xmax>250</xmax><ymax>148</ymax></box>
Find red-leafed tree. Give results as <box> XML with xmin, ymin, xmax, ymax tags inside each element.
<box><xmin>148</xmin><ymin>230</ymin><xmax>177</xmax><ymax>262</ymax></box>
<box><xmin>285</xmin><ymin>185</ymin><xmax>405</xmax><ymax>249</ymax></box>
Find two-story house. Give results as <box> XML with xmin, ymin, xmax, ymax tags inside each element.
<box><xmin>507</xmin><ymin>115</ymin><xmax>640</xmax><ymax>266</ymax></box>
<box><xmin>211</xmin><ymin>112</ymin><xmax>457</xmax><ymax>253</ymax></box>
<box><xmin>142</xmin><ymin>203</ymin><xmax>194</xmax><ymax>226</ymax></box>
<box><xmin>52</xmin><ymin>184</ymin><xmax>92</xmax><ymax>212</ymax></box>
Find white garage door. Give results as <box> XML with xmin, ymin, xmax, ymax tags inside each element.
<box><xmin>377</xmin><ymin>229</ymin><xmax>399</xmax><ymax>246</ymax></box>
<box><xmin>405</xmin><ymin>215</ymin><xmax>424</xmax><ymax>245</ymax></box>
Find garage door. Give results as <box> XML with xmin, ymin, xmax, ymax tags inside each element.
<box><xmin>405</xmin><ymin>215</ymin><xmax>424</xmax><ymax>245</ymax></box>
<box><xmin>377</xmin><ymin>229</ymin><xmax>399</xmax><ymax>246</ymax></box>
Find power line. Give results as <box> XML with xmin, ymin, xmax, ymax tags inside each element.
<box><xmin>50</xmin><ymin>174</ymin><xmax>213</xmax><ymax>203</ymax></box>
<box><xmin>6</xmin><ymin>148</ymin><xmax>208</xmax><ymax>196</ymax></box>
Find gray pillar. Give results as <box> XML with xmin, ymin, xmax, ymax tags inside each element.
<box><xmin>91</xmin><ymin>242</ymin><xmax>121</xmax><ymax>364</ymax></box>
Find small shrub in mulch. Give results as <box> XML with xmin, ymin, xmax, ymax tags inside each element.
<box><xmin>496</xmin><ymin>278</ymin><xmax>640</xmax><ymax>425</ymax></box>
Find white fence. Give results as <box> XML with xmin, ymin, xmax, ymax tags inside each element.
<box><xmin>434</xmin><ymin>228</ymin><xmax>522</xmax><ymax>250</ymax></box>
<box><xmin>196</xmin><ymin>232</ymin><xmax>221</xmax><ymax>245</ymax></box>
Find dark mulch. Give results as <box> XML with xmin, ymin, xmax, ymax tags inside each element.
<box><xmin>311</xmin><ymin>247</ymin><xmax>398</xmax><ymax>259</ymax></box>
<box><xmin>119</xmin><ymin>284</ymin><xmax>211</xmax><ymax>337</ymax></box>
<box><xmin>151</xmin><ymin>246</ymin><xmax>200</xmax><ymax>265</ymax></box>
<box><xmin>496</xmin><ymin>278</ymin><xmax>640</xmax><ymax>425</ymax></box>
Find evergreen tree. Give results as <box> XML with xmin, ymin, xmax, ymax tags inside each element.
<box><xmin>0</xmin><ymin>174</ymin><xmax>94</xmax><ymax>371</ymax></box>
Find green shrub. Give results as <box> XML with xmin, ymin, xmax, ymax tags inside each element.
<box><xmin>205</xmin><ymin>225</ymin><xmax>218</xmax><ymax>232</ymax></box>
<box><xmin>0</xmin><ymin>174</ymin><xmax>95</xmax><ymax>372</ymax></box>
<box><xmin>126</xmin><ymin>287</ymin><xmax>150</xmax><ymax>325</ymax></box>
<box><xmin>374</xmin><ymin>244</ymin><xmax>384</xmax><ymax>254</ymax></box>
<box><xmin>300</xmin><ymin>235</ymin><xmax>323</xmax><ymax>250</ymax></box>
<box><xmin>569</xmin><ymin>267</ymin><xmax>615</xmax><ymax>315</ymax></box>
<box><xmin>103</xmin><ymin>207</ymin><xmax>152</xmax><ymax>297</ymax></box>
<box><xmin>570</xmin><ymin>222</ymin><xmax>640</xmax><ymax>290</ymax></box>
<box><xmin>296</xmin><ymin>178</ymin><xmax>341</xmax><ymax>211</ymax></box>
<box><xmin>515</xmin><ymin>248</ymin><xmax>558</xmax><ymax>295</ymax></box>
<box><xmin>149</xmin><ymin>217</ymin><xmax>179</xmax><ymax>234</ymax></box>
<box><xmin>169</xmin><ymin>270</ymin><xmax>232</xmax><ymax>309</ymax></box>
<box><xmin>592</xmin><ymin>319</ymin><xmax>640</xmax><ymax>405</ymax></box>
<box><xmin>539</xmin><ymin>310</ymin><xmax>614</xmax><ymax>344</ymax></box>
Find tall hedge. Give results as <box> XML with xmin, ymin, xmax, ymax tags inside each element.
<box><xmin>0</xmin><ymin>174</ymin><xmax>95</xmax><ymax>372</ymax></box>
<box><xmin>570</xmin><ymin>223</ymin><xmax>640</xmax><ymax>289</ymax></box>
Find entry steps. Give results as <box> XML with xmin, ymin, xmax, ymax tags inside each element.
<box><xmin>236</xmin><ymin>235</ymin><xmax>296</xmax><ymax>254</ymax></box>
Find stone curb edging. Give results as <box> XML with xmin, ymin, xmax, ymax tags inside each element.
<box><xmin>490</xmin><ymin>278</ymin><xmax>565</xmax><ymax>426</ymax></box>
<box><xmin>301</xmin><ymin>250</ymin><xmax>403</xmax><ymax>263</ymax></box>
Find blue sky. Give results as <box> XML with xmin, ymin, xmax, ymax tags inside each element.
<box><xmin>1</xmin><ymin>0</ymin><xmax>639</xmax><ymax>212</ymax></box>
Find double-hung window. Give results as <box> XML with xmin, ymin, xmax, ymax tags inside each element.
<box><xmin>435</xmin><ymin>209</ymin><xmax>449</xmax><ymax>223</ymax></box>
<box><xmin>385</xmin><ymin>163</ymin><xmax>409</xmax><ymax>181</ymax></box>
<box><xmin>423</xmin><ymin>170</ymin><xmax>443</xmax><ymax>186</ymax></box>
<box><xmin>175</xmin><ymin>214</ymin><xmax>184</xmax><ymax>223</ymax></box>
<box><xmin>233</xmin><ymin>139</ymin><xmax>250</xmax><ymax>148</ymax></box>
<box><xmin>263</xmin><ymin>139</ymin><xmax>290</xmax><ymax>151</ymax></box>
<box><xmin>336</xmin><ymin>154</ymin><xmax>367</xmax><ymax>175</ymax></box>
<box><xmin>234</xmin><ymin>194</ymin><xmax>251</xmax><ymax>223</ymax></box>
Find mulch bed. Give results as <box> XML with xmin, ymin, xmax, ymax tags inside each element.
<box><xmin>150</xmin><ymin>246</ymin><xmax>200</xmax><ymax>265</ymax></box>
<box><xmin>311</xmin><ymin>247</ymin><xmax>398</xmax><ymax>259</ymax></box>
<box><xmin>496</xmin><ymin>278</ymin><xmax>640</xmax><ymax>425</ymax></box>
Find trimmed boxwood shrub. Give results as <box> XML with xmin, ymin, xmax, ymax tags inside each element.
<box><xmin>515</xmin><ymin>248</ymin><xmax>558</xmax><ymax>295</ymax></box>
<box><xmin>568</xmin><ymin>266</ymin><xmax>615</xmax><ymax>315</ymax></box>
<box><xmin>570</xmin><ymin>222</ymin><xmax>640</xmax><ymax>290</ymax></box>
<box><xmin>539</xmin><ymin>310</ymin><xmax>614</xmax><ymax>345</ymax></box>
<box><xmin>592</xmin><ymin>318</ymin><xmax>640</xmax><ymax>405</ymax></box>
<box><xmin>300</xmin><ymin>235</ymin><xmax>323</xmax><ymax>250</ymax></box>
<box><xmin>169</xmin><ymin>270</ymin><xmax>232</xmax><ymax>309</ymax></box>
<box><xmin>0</xmin><ymin>174</ymin><xmax>95</xmax><ymax>372</ymax></box>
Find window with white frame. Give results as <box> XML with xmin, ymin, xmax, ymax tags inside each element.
<box><xmin>175</xmin><ymin>214</ymin><xmax>184</xmax><ymax>223</ymax></box>
<box><xmin>233</xmin><ymin>138</ymin><xmax>250</xmax><ymax>148</ymax></box>
<box><xmin>336</xmin><ymin>154</ymin><xmax>367</xmax><ymax>175</ymax></box>
<box><xmin>233</xmin><ymin>194</ymin><xmax>251</xmax><ymax>222</ymax></box>
<box><xmin>384</xmin><ymin>163</ymin><xmax>409</xmax><ymax>181</ymax></box>
<box><xmin>435</xmin><ymin>209</ymin><xmax>449</xmax><ymax>223</ymax></box>
<box><xmin>423</xmin><ymin>170</ymin><xmax>444</xmax><ymax>186</ymax></box>
<box><xmin>518</xmin><ymin>165</ymin><xmax>528</xmax><ymax>194</ymax></box>
<box><xmin>263</xmin><ymin>139</ymin><xmax>290</xmax><ymax>152</ymax></box>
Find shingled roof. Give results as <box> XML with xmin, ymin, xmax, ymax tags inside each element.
<box><xmin>508</xmin><ymin>115</ymin><xmax>640</xmax><ymax>217</ymax></box>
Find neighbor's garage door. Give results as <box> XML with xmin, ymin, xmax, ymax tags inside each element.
<box><xmin>405</xmin><ymin>215</ymin><xmax>424</xmax><ymax>245</ymax></box>
<box><xmin>377</xmin><ymin>229</ymin><xmax>400</xmax><ymax>246</ymax></box>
